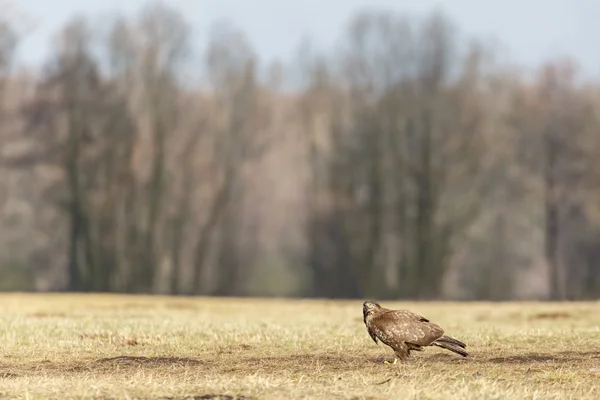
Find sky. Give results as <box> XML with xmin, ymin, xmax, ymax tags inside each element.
<box><xmin>7</xmin><ymin>0</ymin><xmax>600</xmax><ymax>76</ymax></box>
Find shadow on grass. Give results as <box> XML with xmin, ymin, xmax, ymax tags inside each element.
<box><xmin>95</xmin><ymin>356</ymin><xmax>204</xmax><ymax>366</ymax></box>
<box><xmin>7</xmin><ymin>350</ymin><xmax>599</xmax><ymax>378</ymax></box>
<box><xmin>88</xmin><ymin>353</ymin><xmax>383</xmax><ymax>374</ymax></box>
<box><xmin>484</xmin><ymin>351</ymin><xmax>600</xmax><ymax>364</ymax></box>
<box><xmin>162</xmin><ymin>395</ymin><xmax>254</xmax><ymax>400</ymax></box>
<box><xmin>90</xmin><ymin>350</ymin><xmax>599</xmax><ymax>369</ymax></box>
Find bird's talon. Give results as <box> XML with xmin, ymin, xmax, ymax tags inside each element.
<box><xmin>383</xmin><ymin>358</ymin><xmax>398</xmax><ymax>365</ymax></box>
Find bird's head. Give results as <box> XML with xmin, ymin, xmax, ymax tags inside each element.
<box><xmin>362</xmin><ymin>301</ymin><xmax>381</xmax><ymax>318</ymax></box>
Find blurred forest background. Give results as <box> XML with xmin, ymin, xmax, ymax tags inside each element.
<box><xmin>1</xmin><ymin>2</ymin><xmax>599</xmax><ymax>300</ymax></box>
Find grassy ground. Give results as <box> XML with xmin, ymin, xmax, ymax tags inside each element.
<box><xmin>0</xmin><ymin>294</ymin><xmax>599</xmax><ymax>399</ymax></box>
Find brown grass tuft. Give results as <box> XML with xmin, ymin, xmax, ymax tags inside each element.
<box><xmin>529</xmin><ymin>311</ymin><xmax>573</xmax><ymax>320</ymax></box>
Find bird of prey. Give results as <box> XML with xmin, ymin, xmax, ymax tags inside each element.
<box><xmin>362</xmin><ymin>300</ymin><xmax>468</xmax><ymax>363</ymax></box>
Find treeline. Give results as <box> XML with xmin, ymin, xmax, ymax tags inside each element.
<box><xmin>1</xmin><ymin>2</ymin><xmax>599</xmax><ymax>299</ymax></box>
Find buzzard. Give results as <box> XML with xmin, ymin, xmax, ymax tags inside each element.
<box><xmin>362</xmin><ymin>301</ymin><xmax>468</xmax><ymax>363</ymax></box>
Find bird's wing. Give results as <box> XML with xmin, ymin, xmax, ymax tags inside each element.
<box><xmin>376</xmin><ymin>310</ymin><xmax>444</xmax><ymax>347</ymax></box>
<box><xmin>387</xmin><ymin>309</ymin><xmax>430</xmax><ymax>323</ymax></box>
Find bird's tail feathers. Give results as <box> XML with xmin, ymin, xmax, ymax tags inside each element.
<box><xmin>432</xmin><ymin>341</ymin><xmax>469</xmax><ymax>357</ymax></box>
<box><xmin>436</xmin><ymin>335</ymin><xmax>466</xmax><ymax>349</ymax></box>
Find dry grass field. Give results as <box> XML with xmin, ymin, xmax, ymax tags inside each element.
<box><xmin>0</xmin><ymin>294</ymin><xmax>599</xmax><ymax>399</ymax></box>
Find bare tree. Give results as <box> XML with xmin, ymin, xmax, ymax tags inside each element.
<box><xmin>189</xmin><ymin>22</ymin><xmax>270</xmax><ymax>295</ymax></box>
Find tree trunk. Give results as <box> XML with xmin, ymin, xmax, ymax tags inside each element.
<box><xmin>545</xmin><ymin>136</ymin><xmax>563</xmax><ymax>300</ymax></box>
<box><xmin>190</xmin><ymin>170</ymin><xmax>234</xmax><ymax>294</ymax></box>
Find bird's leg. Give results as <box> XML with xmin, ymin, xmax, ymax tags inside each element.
<box><xmin>382</xmin><ymin>344</ymin><xmax>409</xmax><ymax>365</ymax></box>
<box><xmin>391</xmin><ymin>344</ymin><xmax>410</xmax><ymax>363</ymax></box>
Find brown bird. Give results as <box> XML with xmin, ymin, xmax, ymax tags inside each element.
<box><xmin>362</xmin><ymin>301</ymin><xmax>468</xmax><ymax>363</ymax></box>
